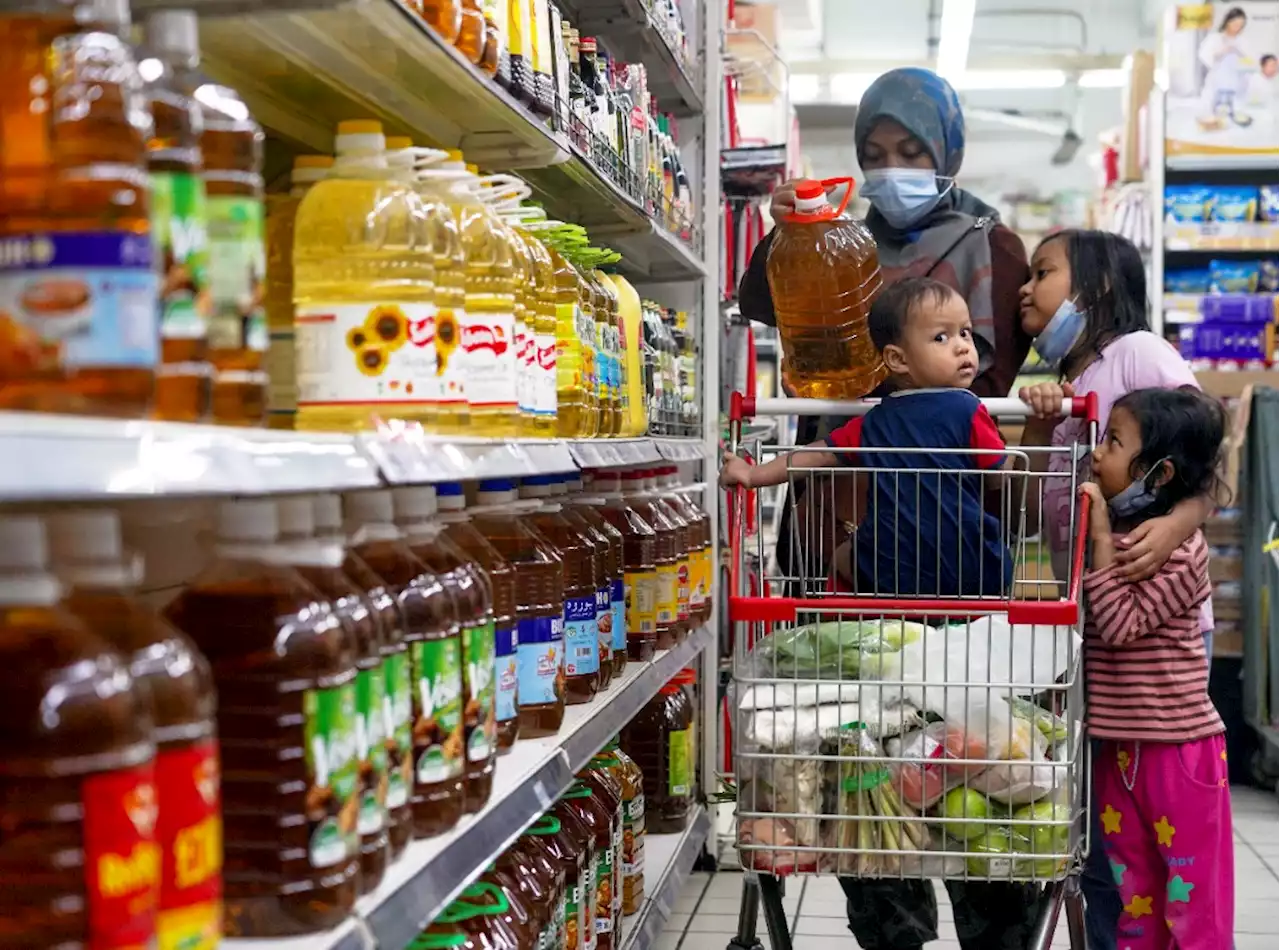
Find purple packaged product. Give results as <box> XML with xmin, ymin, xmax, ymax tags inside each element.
<box><xmin>1200</xmin><ymin>294</ymin><xmax>1277</xmax><ymax>324</ymax></box>
<box><xmin>1181</xmin><ymin>323</ymin><xmax>1269</xmax><ymax>362</ymax></box>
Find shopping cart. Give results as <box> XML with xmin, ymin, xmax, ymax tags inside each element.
<box><xmin>721</xmin><ymin>392</ymin><xmax>1097</xmax><ymax>950</ymax></box>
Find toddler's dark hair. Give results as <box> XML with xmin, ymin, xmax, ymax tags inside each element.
<box><xmin>1112</xmin><ymin>386</ymin><xmax>1229</xmax><ymax>519</ymax></box>
<box><xmin>868</xmin><ymin>277</ymin><xmax>959</xmax><ymax>352</ymax></box>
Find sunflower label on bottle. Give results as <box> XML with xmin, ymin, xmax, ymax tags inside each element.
<box><xmin>459</xmin><ymin>310</ymin><xmax>517</xmax><ymax>411</ymax></box>
<box><xmin>294</xmin><ymin>302</ymin><xmax>440</xmax><ymax>409</ymax></box>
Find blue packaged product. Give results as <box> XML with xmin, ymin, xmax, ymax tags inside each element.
<box><xmin>1164</xmin><ymin>185</ymin><xmax>1213</xmax><ymax>222</ymax></box>
<box><xmin>1261</xmin><ymin>185</ymin><xmax>1279</xmax><ymax>223</ymax></box>
<box><xmin>1208</xmin><ymin>186</ymin><xmax>1259</xmax><ymax>223</ymax></box>
<box><xmin>1201</xmin><ymin>293</ymin><xmax>1277</xmax><ymax>323</ymax></box>
<box><xmin>1164</xmin><ymin>269</ymin><xmax>1212</xmax><ymax>294</ymax></box>
<box><xmin>1259</xmin><ymin>259</ymin><xmax>1278</xmax><ymax>293</ymax></box>
<box><xmin>1208</xmin><ymin>259</ymin><xmax>1261</xmax><ymax>294</ymax></box>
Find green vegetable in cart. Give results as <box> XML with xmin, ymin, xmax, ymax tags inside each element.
<box><xmin>1011</xmin><ymin>801</ymin><xmax>1072</xmax><ymax>877</ymax></box>
<box><xmin>938</xmin><ymin>787</ymin><xmax>991</xmax><ymax>841</ymax></box>
<box><xmin>964</xmin><ymin>827</ymin><xmax>1025</xmax><ymax>878</ymax></box>
<box><xmin>1004</xmin><ymin>697</ymin><xmax>1069</xmax><ymax>743</ymax></box>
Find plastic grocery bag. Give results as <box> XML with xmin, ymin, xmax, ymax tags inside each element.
<box><xmin>745</xmin><ymin>618</ymin><xmax>927</xmax><ymax>681</ymax></box>
<box><xmin>884</xmin><ymin>722</ymin><xmax>992</xmax><ymax>810</ymax></box>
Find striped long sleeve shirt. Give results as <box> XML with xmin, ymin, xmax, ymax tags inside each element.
<box><xmin>1082</xmin><ymin>531</ymin><xmax>1224</xmax><ymax>742</ymax></box>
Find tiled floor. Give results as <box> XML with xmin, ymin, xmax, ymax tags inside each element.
<box><xmin>657</xmin><ymin>786</ymin><xmax>1278</xmax><ymax>950</ymax></box>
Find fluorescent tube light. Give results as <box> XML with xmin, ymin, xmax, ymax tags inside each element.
<box><xmin>1078</xmin><ymin>69</ymin><xmax>1128</xmax><ymax>88</ymax></box>
<box><xmin>936</xmin><ymin>0</ymin><xmax>977</xmax><ymax>78</ymax></box>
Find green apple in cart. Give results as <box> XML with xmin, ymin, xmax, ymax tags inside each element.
<box><xmin>938</xmin><ymin>787</ymin><xmax>990</xmax><ymax>841</ymax></box>
<box><xmin>1011</xmin><ymin>801</ymin><xmax>1072</xmax><ymax>877</ymax></box>
<box><xmin>964</xmin><ymin>828</ymin><xmax>1023</xmax><ymax>878</ymax></box>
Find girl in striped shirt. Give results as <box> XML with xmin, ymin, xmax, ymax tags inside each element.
<box><xmin>1078</xmin><ymin>386</ymin><xmax>1232</xmax><ymax>950</ymax></box>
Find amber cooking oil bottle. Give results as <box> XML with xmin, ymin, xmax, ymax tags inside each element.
<box><xmin>0</xmin><ymin>0</ymin><xmax>159</xmax><ymax>418</ymax></box>
<box><xmin>293</xmin><ymin>122</ymin><xmax>437</xmax><ymax>431</ymax></box>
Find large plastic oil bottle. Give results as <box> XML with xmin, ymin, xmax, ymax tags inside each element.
<box><xmin>293</xmin><ymin>122</ymin><xmax>436</xmax><ymax>431</ymax></box>
<box><xmin>550</xmin><ymin>245</ymin><xmax>591</xmax><ymax>437</ymax></box>
<box><xmin>393</xmin><ymin>486</ymin><xmax>497</xmax><ymax>815</ymax></box>
<box><xmin>275</xmin><ymin>496</ymin><xmax>389</xmax><ymax>895</ymax></box>
<box><xmin>552</xmin><ymin>475</ymin><xmax>612</xmax><ymax>692</ymax></box>
<box><xmin>464</xmin><ymin>166</ymin><xmax>520</xmax><ymax>434</ymax></box>
<box><xmin>264</xmin><ymin>155</ymin><xmax>331</xmax><ymax>430</ymax></box>
<box><xmin>595</xmin><ymin>271</ymin><xmax>632</xmax><ymax>435</ymax></box>
<box><xmin>591</xmin><ymin>471</ymin><xmax>657</xmax><ymax>660</ymax></box>
<box><xmin>47</xmin><ymin>509</ymin><xmax>220</xmax><ymax>949</ymax></box>
<box><xmin>523</xmin><ymin>230</ymin><xmax>559</xmax><ymax>434</ymax></box>
<box><xmin>436</xmin><ymin>481</ymin><xmax>520</xmax><ymax>753</ymax></box>
<box><xmin>604</xmin><ymin>273</ymin><xmax>646</xmax><ymax>436</ymax></box>
<box><xmin>504</xmin><ymin>222</ymin><xmax>538</xmax><ymax>432</ymax></box>
<box><xmin>0</xmin><ymin>515</ymin><xmax>158</xmax><ymax>947</ymax></box>
<box><xmin>587</xmin><ymin>271</ymin><xmax>617</xmax><ymax>436</ymax></box>
<box><xmin>342</xmin><ymin>489</ymin><xmax>464</xmax><ymax>842</ymax></box>
<box><xmin>621</xmin><ymin>469</ymin><xmax>681</xmax><ymax>648</ymax></box>
<box><xmin>520</xmin><ymin>475</ymin><xmax>599</xmax><ymax>705</ymax></box>
<box><xmin>766</xmin><ymin>178</ymin><xmax>886</xmax><ymax>399</ymax></box>
<box><xmin>142</xmin><ymin>11</ymin><xmax>211</xmax><ymax>423</ymax></box>
<box><xmin>644</xmin><ymin>467</ymin><xmax>691</xmax><ymax>639</ymax></box>
<box><xmin>421</xmin><ymin>0</ymin><xmax>462</xmax><ymax>42</ymax></box>
<box><xmin>470</xmin><ymin>478</ymin><xmax>565</xmax><ymax>737</ymax></box>
<box><xmin>164</xmin><ymin>499</ymin><xmax>358</xmax><ymax>937</ymax></box>
<box><xmin>0</xmin><ymin>0</ymin><xmax>158</xmax><ymax>418</ymax></box>
<box><xmin>312</xmin><ymin>492</ymin><xmax>414</xmax><ymax>858</ymax></box>
<box><xmin>573</xmin><ymin>473</ymin><xmax>627</xmax><ymax>681</ymax></box>
<box><xmin>658</xmin><ymin>466</ymin><xmax>711</xmax><ymax>627</ymax></box>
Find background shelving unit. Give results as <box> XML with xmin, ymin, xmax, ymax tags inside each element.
<box><xmin>0</xmin><ymin>0</ymin><xmax>724</xmax><ymax>946</ymax></box>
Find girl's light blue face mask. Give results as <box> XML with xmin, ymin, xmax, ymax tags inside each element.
<box><xmin>860</xmin><ymin>168</ymin><xmax>954</xmax><ymax>229</ymax></box>
<box><xmin>1032</xmin><ymin>298</ymin><xmax>1087</xmax><ymax>366</ymax></box>
<box><xmin>1106</xmin><ymin>457</ymin><xmax>1170</xmax><ymax>518</ymax></box>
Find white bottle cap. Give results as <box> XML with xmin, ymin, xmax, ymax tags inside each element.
<box><xmin>46</xmin><ymin>509</ymin><xmax>124</xmax><ymax>564</ymax></box>
<box><xmin>393</xmin><ymin>486</ymin><xmax>438</xmax><ymax>522</ymax></box>
<box><xmin>550</xmin><ymin>477</ymin><xmax>568</xmax><ymax>497</ymax></box>
<box><xmin>145</xmin><ymin>9</ymin><xmax>199</xmax><ymax>59</ymax></box>
<box><xmin>217</xmin><ymin>499</ymin><xmax>279</xmax><ymax>543</ymax></box>
<box><xmin>0</xmin><ymin>515</ymin><xmax>50</xmax><ymax>573</ymax></box>
<box><xmin>519</xmin><ymin>477</ymin><xmax>552</xmax><ymax>499</ymax></box>
<box><xmin>345</xmin><ymin>489</ymin><xmax>396</xmax><ymax>530</ymax></box>
<box><xmin>564</xmin><ymin>472</ymin><xmax>584</xmax><ymax>493</ymax></box>
<box><xmin>594</xmin><ymin>471</ymin><xmax>621</xmax><ymax>494</ymax></box>
<box><xmin>436</xmin><ymin>483</ymin><xmax>467</xmax><ymax>512</ymax></box>
<box><xmin>476</xmin><ymin>479</ymin><xmax>518</xmax><ymax>507</ymax></box>
<box><xmin>277</xmin><ymin>496</ymin><xmax>316</xmax><ymax>539</ymax></box>
<box><xmin>312</xmin><ymin>493</ymin><xmax>343</xmax><ymax>535</ymax></box>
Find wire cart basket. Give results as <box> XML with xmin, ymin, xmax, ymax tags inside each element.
<box><xmin>721</xmin><ymin>392</ymin><xmax>1098</xmax><ymax>950</ymax></box>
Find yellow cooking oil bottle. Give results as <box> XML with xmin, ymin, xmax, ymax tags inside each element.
<box><xmin>595</xmin><ymin>269</ymin><xmax>631</xmax><ymax>436</ymax></box>
<box><xmin>506</xmin><ymin>222</ymin><xmax>537</xmax><ymax>433</ymax></box>
<box><xmin>464</xmin><ymin>163</ymin><xmax>519</xmax><ymax>436</ymax></box>
<box><xmin>548</xmin><ymin>243</ymin><xmax>592</xmax><ymax>437</ymax></box>
<box><xmin>265</xmin><ymin>154</ymin><xmax>332</xmax><ymax>429</ymax></box>
<box><xmin>585</xmin><ymin>267</ymin><xmax>615</xmax><ymax>436</ymax></box>
<box><xmin>523</xmin><ymin>228</ymin><xmax>559</xmax><ymax>435</ymax></box>
<box><xmin>599</xmin><ymin>271</ymin><xmax>644</xmax><ymax>436</ymax></box>
<box><xmin>574</xmin><ymin>256</ymin><xmax>600</xmax><ymax>437</ymax></box>
<box><xmin>293</xmin><ymin>121</ymin><xmax>437</xmax><ymax>431</ymax></box>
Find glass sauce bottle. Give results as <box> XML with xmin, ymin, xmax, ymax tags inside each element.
<box><xmin>275</xmin><ymin>496</ymin><xmax>389</xmax><ymax>895</ymax></box>
<box><xmin>470</xmin><ymin>478</ymin><xmax>565</xmax><ymax>737</ymax></box>
<box><xmin>48</xmin><ymin>508</ymin><xmax>221</xmax><ymax>948</ymax></box>
<box><xmin>521</xmin><ymin>474</ymin><xmax>599</xmax><ymax>705</ymax></box>
<box><xmin>394</xmin><ymin>486</ymin><xmax>496</xmax><ymax>813</ymax></box>
<box><xmin>164</xmin><ymin>499</ymin><xmax>358</xmax><ymax>936</ymax></box>
<box><xmin>0</xmin><ymin>515</ymin><xmax>157</xmax><ymax>947</ymax></box>
<box><xmin>342</xmin><ymin>489</ymin><xmax>464</xmax><ymax>841</ymax></box>
<box><xmin>437</xmin><ymin>481</ymin><xmax>520</xmax><ymax>752</ymax></box>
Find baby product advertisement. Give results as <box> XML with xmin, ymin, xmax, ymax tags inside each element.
<box><xmin>1164</xmin><ymin>2</ymin><xmax>1279</xmax><ymax>158</ymax></box>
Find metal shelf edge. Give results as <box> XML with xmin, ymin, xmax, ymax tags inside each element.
<box><xmin>361</xmin><ymin>624</ymin><xmax>715</xmax><ymax>950</ymax></box>
<box><xmin>619</xmin><ymin>806</ymin><xmax>713</xmax><ymax>950</ymax></box>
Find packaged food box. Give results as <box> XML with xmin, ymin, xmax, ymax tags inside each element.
<box><xmin>1208</xmin><ymin>259</ymin><xmax>1262</xmax><ymax>294</ymax></box>
<box><xmin>1164</xmin><ymin>185</ymin><xmax>1214</xmax><ymax>223</ymax></box>
<box><xmin>1208</xmin><ymin>186</ymin><xmax>1260</xmax><ymax>223</ymax></box>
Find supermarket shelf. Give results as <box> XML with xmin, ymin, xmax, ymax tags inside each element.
<box><xmin>566</xmin><ymin>436</ymin><xmax>706</xmax><ymax>467</ymax></box>
<box><xmin>618</xmin><ymin>806</ymin><xmax>712</xmax><ymax>950</ymax></box>
<box><xmin>363</xmin><ymin>433</ymin><xmax>580</xmax><ymax>483</ymax></box>
<box><xmin>225</xmin><ymin>919</ymin><xmax>370</xmax><ymax>950</ymax></box>
<box><xmin>0</xmin><ymin>412</ymin><xmax>380</xmax><ymax>500</ymax></box>
<box><xmin>1166</xmin><ymin>153</ymin><xmax>1280</xmax><ymax>172</ymax></box>
<box><xmin>359</xmin><ymin>624</ymin><xmax>716</xmax><ymax>950</ymax></box>
<box><xmin>554</xmin><ymin>0</ymin><xmax>702</xmax><ymax>116</ymax></box>
<box><xmin>1165</xmin><ymin>221</ymin><xmax>1280</xmax><ymax>252</ymax></box>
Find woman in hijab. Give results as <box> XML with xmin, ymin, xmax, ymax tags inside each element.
<box><xmin>736</xmin><ymin>67</ymin><xmax>1040</xmax><ymax>950</ymax></box>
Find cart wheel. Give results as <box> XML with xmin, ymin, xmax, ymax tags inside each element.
<box><xmin>724</xmin><ymin>940</ymin><xmax>764</xmax><ymax>950</ymax></box>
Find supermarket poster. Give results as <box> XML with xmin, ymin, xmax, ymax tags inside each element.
<box><xmin>1165</xmin><ymin>3</ymin><xmax>1279</xmax><ymax>157</ymax></box>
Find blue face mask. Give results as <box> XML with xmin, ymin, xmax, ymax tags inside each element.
<box><xmin>860</xmin><ymin>168</ymin><xmax>953</xmax><ymax>229</ymax></box>
<box><xmin>1106</xmin><ymin>457</ymin><xmax>1170</xmax><ymax>518</ymax></box>
<box><xmin>1032</xmin><ymin>298</ymin><xmax>1086</xmax><ymax>366</ymax></box>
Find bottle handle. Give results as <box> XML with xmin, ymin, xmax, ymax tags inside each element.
<box><xmin>820</xmin><ymin>176</ymin><xmax>855</xmax><ymax>218</ymax></box>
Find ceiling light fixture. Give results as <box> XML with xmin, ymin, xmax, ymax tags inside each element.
<box><xmin>795</xmin><ymin>69</ymin><xmax>1127</xmax><ymax>104</ymax></box>
<box><xmin>936</xmin><ymin>0</ymin><xmax>978</xmax><ymax>78</ymax></box>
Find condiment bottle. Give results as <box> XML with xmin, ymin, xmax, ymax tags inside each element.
<box><xmin>0</xmin><ymin>515</ymin><xmax>158</xmax><ymax>946</ymax></box>
<box><xmin>553</xmin><ymin>794</ymin><xmax>600</xmax><ymax>950</ymax></box>
<box><xmin>436</xmin><ymin>481</ymin><xmax>520</xmax><ymax>752</ymax></box>
<box><xmin>0</xmin><ymin>1</ymin><xmax>158</xmax><ymax>418</ymax></box>
<box><xmin>576</xmin><ymin>762</ymin><xmax>624</xmax><ymax>941</ymax></box>
<box><xmin>394</xmin><ymin>486</ymin><xmax>496</xmax><ymax>812</ymax></box>
<box><xmin>520</xmin><ymin>815</ymin><xmax>583</xmax><ymax>950</ymax></box>
<box><xmin>521</xmin><ymin>474</ymin><xmax>599</xmax><ymax>705</ymax></box>
<box><xmin>623</xmin><ymin>469</ymin><xmax>682</xmax><ymax>648</ymax></box>
<box><xmin>620</xmin><ymin>674</ymin><xmax>693</xmax><ymax>835</ymax></box>
<box><xmin>556</xmin><ymin>474</ymin><xmax>614</xmax><ymax>690</ymax></box>
<box><xmin>164</xmin><ymin>499</ymin><xmax>357</xmax><ymax>936</ymax></box>
<box><xmin>598</xmin><ymin>471</ymin><xmax>658</xmax><ymax>659</ymax></box>
<box><xmin>276</xmin><ymin>496</ymin><xmax>389</xmax><ymax>894</ymax></box>
<box><xmin>315</xmin><ymin>492</ymin><xmax>414</xmax><ymax>857</ymax></box>
<box><xmin>48</xmin><ymin>508</ymin><xmax>221</xmax><ymax>947</ymax></box>
<box><xmin>343</xmin><ymin>490</ymin><xmax>463</xmax><ymax>841</ymax></box>
<box><xmin>597</xmin><ymin>737</ymin><xmax>645</xmax><ymax>915</ymax></box>
<box><xmin>470</xmin><ymin>478</ymin><xmax>565</xmax><ymax>738</ymax></box>
<box><xmin>571</xmin><ymin>471</ymin><xmax>629</xmax><ymax>677</ymax></box>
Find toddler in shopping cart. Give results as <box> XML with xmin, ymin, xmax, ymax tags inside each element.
<box><xmin>720</xmin><ymin>276</ymin><xmax>1014</xmax><ymax>597</ymax></box>
<box><xmin>1077</xmin><ymin>386</ymin><xmax>1234</xmax><ymax>949</ymax></box>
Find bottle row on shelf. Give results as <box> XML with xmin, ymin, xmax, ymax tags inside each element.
<box><xmin>0</xmin><ymin>3</ymin><xmax>702</xmax><ymax>440</ymax></box>
<box><xmin>0</xmin><ymin>465</ymin><xmax>712</xmax><ymax>946</ymax></box>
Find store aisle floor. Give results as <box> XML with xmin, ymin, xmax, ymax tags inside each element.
<box><xmin>659</xmin><ymin>786</ymin><xmax>1277</xmax><ymax>950</ymax></box>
